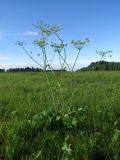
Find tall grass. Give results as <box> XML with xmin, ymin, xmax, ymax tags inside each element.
<box><xmin>0</xmin><ymin>71</ymin><xmax>120</xmax><ymax>159</ymax></box>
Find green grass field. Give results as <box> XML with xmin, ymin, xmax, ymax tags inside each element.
<box><xmin>0</xmin><ymin>71</ymin><xmax>120</xmax><ymax>160</ymax></box>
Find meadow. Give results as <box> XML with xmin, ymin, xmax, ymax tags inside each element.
<box><xmin>0</xmin><ymin>71</ymin><xmax>120</xmax><ymax>160</ymax></box>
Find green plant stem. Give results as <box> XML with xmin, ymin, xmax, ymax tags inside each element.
<box><xmin>21</xmin><ymin>46</ymin><xmax>55</xmax><ymax>105</ymax></box>
<box><xmin>21</xmin><ymin>46</ymin><xmax>43</xmax><ymax>69</ymax></box>
<box><xmin>41</xmin><ymin>32</ymin><xmax>47</xmax><ymax>70</ymax></box>
<box><xmin>72</xmin><ymin>49</ymin><xmax>80</xmax><ymax>71</ymax></box>
<box><xmin>58</xmin><ymin>52</ymin><xmax>63</xmax><ymax>70</ymax></box>
<box><xmin>58</xmin><ymin>53</ymin><xmax>71</xmax><ymax>71</ymax></box>
<box><xmin>56</xmin><ymin>33</ymin><xmax>67</xmax><ymax>69</ymax></box>
<box><xmin>92</xmin><ymin>55</ymin><xmax>104</xmax><ymax>71</ymax></box>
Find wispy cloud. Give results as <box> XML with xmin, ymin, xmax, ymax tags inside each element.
<box><xmin>0</xmin><ymin>57</ymin><xmax>14</xmax><ymax>60</ymax></box>
<box><xmin>24</xmin><ymin>31</ymin><xmax>39</xmax><ymax>36</ymax></box>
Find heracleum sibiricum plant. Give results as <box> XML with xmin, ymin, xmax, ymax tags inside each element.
<box><xmin>91</xmin><ymin>50</ymin><xmax>112</xmax><ymax>71</ymax></box>
<box><xmin>16</xmin><ymin>21</ymin><xmax>90</xmax><ymax>108</ymax></box>
<box><xmin>96</xmin><ymin>50</ymin><xmax>112</xmax><ymax>61</ymax></box>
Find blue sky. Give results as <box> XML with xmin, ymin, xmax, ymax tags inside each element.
<box><xmin>0</xmin><ymin>0</ymin><xmax>120</xmax><ymax>69</ymax></box>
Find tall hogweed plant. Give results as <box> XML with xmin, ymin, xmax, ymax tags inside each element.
<box><xmin>1</xmin><ymin>22</ymin><xmax>114</xmax><ymax>160</ymax></box>
<box><xmin>16</xmin><ymin>21</ymin><xmax>113</xmax><ymax>109</ymax></box>
<box><xmin>91</xmin><ymin>50</ymin><xmax>112</xmax><ymax>71</ymax></box>
<box><xmin>16</xmin><ymin>21</ymin><xmax>90</xmax><ymax>109</ymax></box>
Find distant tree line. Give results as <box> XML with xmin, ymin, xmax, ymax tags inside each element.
<box><xmin>0</xmin><ymin>69</ymin><xmax>5</xmax><ymax>72</ymax></box>
<box><xmin>1</xmin><ymin>61</ymin><xmax>120</xmax><ymax>72</ymax></box>
<box><xmin>79</xmin><ymin>61</ymin><xmax>120</xmax><ymax>71</ymax></box>
<box><xmin>6</xmin><ymin>67</ymin><xmax>43</xmax><ymax>72</ymax></box>
<box><xmin>0</xmin><ymin>67</ymin><xmax>66</xmax><ymax>72</ymax></box>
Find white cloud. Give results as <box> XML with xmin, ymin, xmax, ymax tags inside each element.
<box><xmin>0</xmin><ymin>57</ymin><xmax>14</xmax><ymax>60</ymax></box>
<box><xmin>24</xmin><ymin>31</ymin><xmax>39</xmax><ymax>36</ymax></box>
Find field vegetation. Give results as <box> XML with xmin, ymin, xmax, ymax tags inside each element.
<box><xmin>0</xmin><ymin>71</ymin><xmax>120</xmax><ymax>160</ymax></box>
